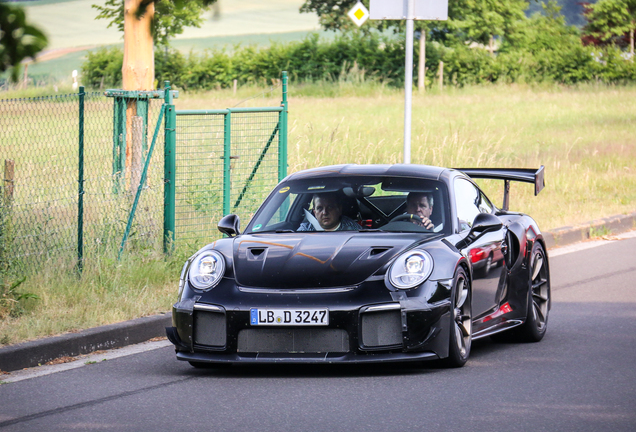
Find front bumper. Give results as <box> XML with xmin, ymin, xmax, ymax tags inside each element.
<box><xmin>167</xmin><ymin>288</ymin><xmax>452</xmax><ymax>364</ymax></box>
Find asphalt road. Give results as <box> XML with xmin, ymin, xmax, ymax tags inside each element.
<box><xmin>1</xmin><ymin>234</ymin><xmax>635</xmax><ymax>432</ymax></box>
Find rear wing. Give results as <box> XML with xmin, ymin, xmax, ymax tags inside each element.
<box><xmin>455</xmin><ymin>166</ymin><xmax>545</xmax><ymax>211</ymax></box>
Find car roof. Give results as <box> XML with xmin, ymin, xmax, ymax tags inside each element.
<box><xmin>285</xmin><ymin>164</ymin><xmax>450</xmax><ymax>181</ymax></box>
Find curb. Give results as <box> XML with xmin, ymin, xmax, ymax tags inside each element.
<box><xmin>542</xmin><ymin>212</ymin><xmax>636</xmax><ymax>249</ymax></box>
<box><xmin>1</xmin><ymin>212</ymin><xmax>635</xmax><ymax>373</ymax></box>
<box><xmin>0</xmin><ymin>313</ymin><xmax>171</xmax><ymax>372</ymax></box>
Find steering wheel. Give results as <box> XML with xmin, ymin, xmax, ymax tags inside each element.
<box><xmin>390</xmin><ymin>213</ymin><xmax>424</xmax><ymax>223</ymax></box>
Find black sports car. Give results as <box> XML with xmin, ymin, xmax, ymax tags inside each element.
<box><xmin>166</xmin><ymin>164</ymin><xmax>550</xmax><ymax>368</ymax></box>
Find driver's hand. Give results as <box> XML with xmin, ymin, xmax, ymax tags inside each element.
<box><xmin>414</xmin><ymin>217</ymin><xmax>434</xmax><ymax>229</ymax></box>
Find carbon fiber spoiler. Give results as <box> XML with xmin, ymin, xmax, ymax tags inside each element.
<box><xmin>455</xmin><ymin>166</ymin><xmax>545</xmax><ymax>211</ymax></box>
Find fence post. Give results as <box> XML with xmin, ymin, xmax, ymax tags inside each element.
<box><xmin>77</xmin><ymin>86</ymin><xmax>85</xmax><ymax>273</ymax></box>
<box><xmin>438</xmin><ymin>61</ymin><xmax>444</xmax><ymax>91</ymax></box>
<box><xmin>223</xmin><ymin>112</ymin><xmax>231</xmax><ymax>216</ymax></box>
<box><xmin>279</xmin><ymin>71</ymin><xmax>288</xmax><ymax>182</ymax></box>
<box><xmin>163</xmin><ymin>81</ymin><xmax>176</xmax><ymax>253</ymax></box>
<box><xmin>112</xmin><ymin>97</ymin><xmax>126</xmax><ymax>194</ymax></box>
<box><xmin>130</xmin><ymin>116</ymin><xmax>144</xmax><ymax>194</ymax></box>
<box><xmin>3</xmin><ymin>160</ymin><xmax>14</xmax><ymax>205</ymax></box>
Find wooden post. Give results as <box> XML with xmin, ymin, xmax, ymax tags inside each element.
<box><xmin>418</xmin><ymin>31</ymin><xmax>426</xmax><ymax>92</ymax></box>
<box><xmin>3</xmin><ymin>159</ymin><xmax>14</xmax><ymax>205</ymax></box>
<box><xmin>488</xmin><ymin>35</ymin><xmax>495</xmax><ymax>57</ymax></box>
<box><xmin>123</xmin><ymin>0</ymin><xmax>154</xmax><ymax>190</ymax></box>
<box><xmin>233</xmin><ymin>79</ymin><xmax>237</xmax><ymax>94</ymax></box>
<box><xmin>438</xmin><ymin>61</ymin><xmax>443</xmax><ymax>91</ymax></box>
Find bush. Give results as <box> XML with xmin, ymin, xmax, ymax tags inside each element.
<box><xmin>80</xmin><ymin>32</ymin><xmax>636</xmax><ymax>91</ymax></box>
<box><xmin>155</xmin><ymin>48</ymin><xmax>187</xmax><ymax>88</ymax></box>
<box><xmin>81</xmin><ymin>47</ymin><xmax>123</xmax><ymax>89</ymax></box>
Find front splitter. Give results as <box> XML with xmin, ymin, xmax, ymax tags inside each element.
<box><xmin>177</xmin><ymin>350</ymin><xmax>439</xmax><ymax>364</ymax></box>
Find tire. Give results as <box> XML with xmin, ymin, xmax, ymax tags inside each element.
<box><xmin>443</xmin><ymin>267</ymin><xmax>472</xmax><ymax>368</ymax></box>
<box><xmin>516</xmin><ymin>242</ymin><xmax>550</xmax><ymax>342</ymax></box>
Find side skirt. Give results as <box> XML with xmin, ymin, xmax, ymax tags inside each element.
<box><xmin>472</xmin><ymin>319</ymin><xmax>523</xmax><ymax>340</ymax></box>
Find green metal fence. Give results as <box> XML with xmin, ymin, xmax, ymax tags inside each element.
<box><xmin>0</xmin><ymin>73</ymin><xmax>289</xmax><ymax>270</ymax></box>
<box><xmin>169</xmin><ymin>72</ymin><xmax>288</xmax><ymax>250</ymax></box>
<box><xmin>0</xmin><ymin>89</ymin><xmax>166</xmax><ymax>270</ymax></box>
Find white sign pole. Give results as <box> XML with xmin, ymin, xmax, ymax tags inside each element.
<box><xmin>403</xmin><ymin>0</ymin><xmax>414</xmax><ymax>164</ymax></box>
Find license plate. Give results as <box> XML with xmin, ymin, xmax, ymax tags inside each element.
<box><xmin>250</xmin><ymin>308</ymin><xmax>329</xmax><ymax>326</ymax></box>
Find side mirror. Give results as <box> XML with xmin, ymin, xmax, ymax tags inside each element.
<box><xmin>455</xmin><ymin>213</ymin><xmax>502</xmax><ymax>249</ymax></box>
<box><xmin>218</xmin><ymin>214</ymin><xmax>240</xmax><ymax>237</ymax></box>
<box><xmin>470</xmin><ymin>213</ymin><xmax>503</xmax><ymax>234</ymax></box>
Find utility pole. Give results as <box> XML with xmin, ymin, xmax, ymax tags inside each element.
<box><xmin>370</xmin><ymin>0</ymin><xmax>447</xmax><ymax>164</ymax></box>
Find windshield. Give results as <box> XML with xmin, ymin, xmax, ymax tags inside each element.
<box><xmin>245</xmin><ymin>175</ymin><xmax>450</xmax><ymax>235</ymax></box>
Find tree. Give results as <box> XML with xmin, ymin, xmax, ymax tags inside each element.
<box><xmin>93</xmin><ymin>0</ymin><xmax>218</xmax><ymax>47</ymax></box>
<box><xmin>446</xmin><ymin>0</ymin><xmax>529</xmax><ymax>54</ymax></box>
<box><xmin>583</xmin><ymin>0</ymin><xmax>635</xmax><ymax>55</ymax></box>
<box><xmin>515</xmin><ymin>0</ymin><xmax>581</xmax><ymax>53</ymax></box>
<box><xmin>0</xmin><ymin>3</ymin><xmax>48</xmax><ymax>83</ymax></box>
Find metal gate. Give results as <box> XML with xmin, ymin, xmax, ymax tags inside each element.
<box><xmin>166</xmin><ymin>72</ymin><xmax>288</xmax><ymax>251</ymax></box>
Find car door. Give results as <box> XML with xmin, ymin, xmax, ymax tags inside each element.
<box><xmin>454</xmin><ymin>178</ymin><xmax>506</xmax><ymax>319</ymax></box>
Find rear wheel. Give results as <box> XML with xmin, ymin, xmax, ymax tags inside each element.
<box><xmin>443</xmin><ymin>267</ymin><xmax>472</xmax><ymax>368</ymax></box>
<box><xmin>491</xmin><ymin>242</ymin><xmax>550</xmax><ymax>343</ymax></box>
<box><xmin>517</xmin><ymin>242</ymin><xmax>550</xmax><ymax>341</ymax></box>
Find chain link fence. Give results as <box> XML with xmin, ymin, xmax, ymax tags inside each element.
<box><xmin>174</xmin><ymin>110</ymin><xmax>284</xmax><ymax>249</ymax></box>
<box><xmin>1</xmin><ymin>76</ymin><xmax>288</xmax><ymax>271</ymax></box>
<box><xmin>0</xmin><ymin>90</ymin><xmax>165</xmax><ymax>270</ymax></box>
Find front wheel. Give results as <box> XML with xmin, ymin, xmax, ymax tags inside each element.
<box><xmin>443</xmin><ymin>267</ymin><xmax>472</xmax><ymax>368</ymax></box>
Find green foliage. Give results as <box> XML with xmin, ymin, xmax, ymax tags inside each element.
<box><xmin>81</xmin><ymin>47</ymin><xmax>124</xmax><ymax>89</ymax></box>
<box><xmin>155</xmin><ymin>47</ymin><xmax>186</xmax><ymax>87</ymax></box>
<box><xmin>0</xmin><ymin>3</ymin><xmax>48</xmax><ymax>82</ymax></box>
<box><xmin>0</xmin><ymin>276</ymin><xmax>39</xmax><ymax>320</ymax></box>
<box><xmin>80</xmin><ymin>29</ymin><xmax>636</xmax><ymax>91</ymax></box>
<box><xmin>92</xmin><ymin>0</ymin><xmax>218</xmax><ymax>47</ymax></box>
<box><xmin>447</xmin><ymin>0</ymin><xmax>529</xmax><ymax>47</ymax></box>
<box><xmin>585</xmin><ymin>0</ymin><xmax>636</xmax><ymax>40</ymax></box>
<box><xmin>584</xmin><ymin>0</ymin><xmax>636</xmax><ymax>52</ymax></box>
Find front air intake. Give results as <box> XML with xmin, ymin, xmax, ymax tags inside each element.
<box><xmin>361</xmin><ymin>310</ymin><xmax>403</xmax><ymax>348</ymax></box>
<box><xmin>237</xmin><ymin>328</ymin><xmax>349</xmax><ymax>353</ymax></box>
<box><xmin>193</xmin><ymin>311</ymin><xmax>226</xmax><ymax>347</ymax></box>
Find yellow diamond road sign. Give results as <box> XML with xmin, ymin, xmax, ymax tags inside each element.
<box><xmin>348</xmin><ymin>1</ymin><xmax>369</xmax><ymax>27</ymax></box>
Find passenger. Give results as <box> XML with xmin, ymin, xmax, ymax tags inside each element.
<box><xmin>298</xmin><ymin>192</ymin><xmax>359</xmax><ymax>232</ymax></box>
<box><xmin>405</xmin><ymin>192</ymin><xmax>436</xmax><ymax>230</ymax></box>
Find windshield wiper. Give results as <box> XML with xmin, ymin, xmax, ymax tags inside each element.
<box><xmin>275</xmin><ymin>229</ymin><xmax>295</xmax><ymax>233</ymax></box>
<box><xmin>358</xmin><ymin>228</ymin><xmax>384</xmax><ymax>232</ymax></box>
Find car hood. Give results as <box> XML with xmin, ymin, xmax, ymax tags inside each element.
<box><xmin>232</xmin><ymin>232</ymin><xmax>428</xmax><ymax>288</ymax></box>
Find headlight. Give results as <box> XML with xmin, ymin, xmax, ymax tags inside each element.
<box><xmin>189</xmin><ymin>250</ymin><xmax>226</xmax><ymax>290</ymax></box>
<box><xmin>388</xmin><ymin>250</ymin><xmax>434</xmax><ymax>289</ymax></box>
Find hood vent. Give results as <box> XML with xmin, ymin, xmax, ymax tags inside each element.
<box><xmin>248</xmin><ymin>247</ymin><xmax>267</xmax><ymax>261</ymax></box>
<box><xmin>362</xmin><ymin>247</ymin><xmax>393</xmax><ymax>260</ymax></box>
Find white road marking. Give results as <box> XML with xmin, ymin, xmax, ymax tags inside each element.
<box><xmin>548</xmin><ymin>230</ymin><xmax>636</xmax><ymax>257</ymax></box>
<box><xmin>0</xmin><ymin>339</ymin><xmax>172</xmax><ymax>384</ymax></box>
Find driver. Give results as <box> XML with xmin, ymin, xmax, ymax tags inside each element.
<box><xmin>405</xmin><ymin>192</ymin><xmax>435</xmax><ymax>230</ymax></box>
<box><xmin>298</xmin><ymin>193</ymin><xmax>360</xmax><ymax>232</ymax></box>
